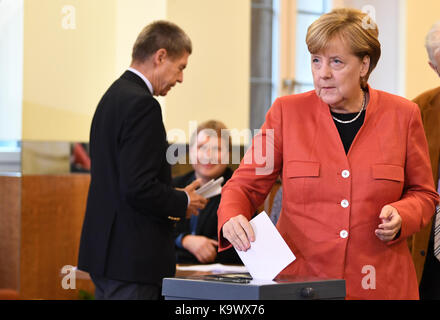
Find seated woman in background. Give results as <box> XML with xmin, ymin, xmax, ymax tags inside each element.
<box><xmin>173</xmin><ymin>120</ymin><xmax>241</xmax><ymax>265</ymax></box>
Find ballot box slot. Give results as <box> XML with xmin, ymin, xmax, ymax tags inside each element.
<box><xmin>196</xmin><ymin>273</ymin><xmax>252</xmax><ymax>284</ymax></box>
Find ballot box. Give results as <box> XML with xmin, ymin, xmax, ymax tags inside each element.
<box><xmin>162</xmin><ymin>273</ymin><xmax>346</xmax><ymax>300</ymax></box>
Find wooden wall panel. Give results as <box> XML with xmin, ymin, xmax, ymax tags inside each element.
<box><xmin>20</xmin><ymin>174</ymin><xmax>94</xmax><ymax>299</ymax></box>
<box><xmin>0</xmin><ymin>176</ymin><xmax>21</xmax><ymax>291</ymax></box>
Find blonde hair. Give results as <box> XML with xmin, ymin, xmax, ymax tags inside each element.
<box><xmin>189</xmin><ymin>120</ymin><xmax>231</xmax><ymax>150</ymax></box>
<box><xmin>306</xmin><ymin>8</ymin><xmax>381</xmax><ymax>89</ymax></box>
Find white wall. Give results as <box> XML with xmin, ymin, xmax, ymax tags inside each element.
<box><xmin>333</xmin><ymin>0</ymin><xmax>403</xmax><ymax>96</ymax></box>
<box><xmin>115</xmin><ymin>0</ymin><xmax>167</xmax><ymax>75</ymax></box>
<box><xmin>165</xmin><ymin>0</ymin><xmax>251</xmax><ymax>144</ymax></box>
<box><xmin>115</xmin><ymin>0</ymin><xmax>168</xmax><ymax>119</ymax></box>
<box><xmin>0</xmin><ymin>0</ymin><xmax>23</xmax><ymax>140</ymax></box>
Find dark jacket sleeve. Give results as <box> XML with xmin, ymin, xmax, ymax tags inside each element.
<box><xmin>172</xmin><ymin>171</ymin><xmax>195</xmax><ymax>235</ymax></box>
<box><xmin>117</xmin><ymin>95</ymin><xmax>187</xmax><ymax>220</ymax></box>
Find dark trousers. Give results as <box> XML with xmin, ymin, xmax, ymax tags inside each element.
<box><xmin>90</xmin><ymin>274</ymin><xmax>162</xmax><ymax>300</ymax></box>
<box><xmin>419</xmin><ymin>236</ymin><xmax>440</xmax><ymax>299</ymax></box>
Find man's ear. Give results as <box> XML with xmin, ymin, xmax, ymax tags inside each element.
<box><xmin>153</xmin><ymin>48</ymin><xmax>168</xmax><ymax>66</ymax></box>
<box><xmin>428</xmin><ymin>61</ymin><xmax>439</xmax><ymax>74</ymax></box>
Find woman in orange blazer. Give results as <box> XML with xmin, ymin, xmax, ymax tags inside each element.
<box><xmin>217</xmin><ymin>8</ymin><xmax>439</xmax><ymax>300</ymax></box>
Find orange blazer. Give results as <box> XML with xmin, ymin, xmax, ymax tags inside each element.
<box><xmin>218</xmin><ymin>86</ymin><xmax>439</xmax><ymax>300</ymax></box>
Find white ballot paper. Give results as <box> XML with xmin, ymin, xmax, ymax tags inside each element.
<box><xmin>196</xmin><ymin>176</ymin><xmax>224</xmax><ymax>199</ymax></box>
<box><xmin>235</xmin><ymin>211</ymin><xmax>296</xmax><ymax>280</ymax></box>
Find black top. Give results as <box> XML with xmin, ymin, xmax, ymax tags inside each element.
<box><xmin>172</xmin><ymin>167</ymin><xmax>242</xmax><ymax>265</ymax></box>
<box><xmin>330</xmin><ymin>110</ymin><xmax>366</xmax><ymax>154</ymax></box>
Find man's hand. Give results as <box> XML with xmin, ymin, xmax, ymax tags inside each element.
<box><xmin>182</xmin><ymin>235</ymin><xmax>218</xmax><ymax>263</ymax></box>
<box><xmin>222</xmin><ymin>215</ymin><xmax>255</xmax><ymax>251</ymax></box>
<box><xmin>177</xmin><ymin>179</ymin><xmax>208</xmax><ymax>218</ymax></box>
<box><xmin>375</xmin><ymin>205</ymin><xmax>402</xmax><ymax>242</ymax></box>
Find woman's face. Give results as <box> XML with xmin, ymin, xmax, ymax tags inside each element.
<box><xmin>311</xmin><ymin>36</ymin><xmax>370</xmax><ymax>110</ymax></box>
<box><xmin>190</xmin><ymin>131</ymin><xmax>229</xmax><ymax>182</ymax></box>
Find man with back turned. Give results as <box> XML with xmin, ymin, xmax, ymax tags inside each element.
<box><xmin>78</xmin><ymin>21</ymin><xmax>207</xmax><ymax>300</ymax></box>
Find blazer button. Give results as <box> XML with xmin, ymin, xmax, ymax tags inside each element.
<box><xmin>340</xmin><ymin>199</ymin><xmax>349</xmax><ymax>208</ymax></box>
<box><xmin>341</xmin><ymin>170</ymin><xmax>350</xmax><ymax>178</ymax></box>
<box><xmin>340</xmin><ymin>230</ymin><xmax>349</xmax><ymax>239</ymax></box>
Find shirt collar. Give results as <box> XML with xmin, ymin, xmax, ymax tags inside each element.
<box><xmin>127</xmin><ymin>67</ymin><xmax>154</xmax><ymax>95</ymax></box>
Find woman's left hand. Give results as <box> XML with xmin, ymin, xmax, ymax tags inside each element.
<box><xmin>375</xmin><ymin>205</ymin><xmax>402</xmax><ymax>242</ymax></box>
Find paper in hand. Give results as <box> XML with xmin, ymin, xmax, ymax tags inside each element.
<box><xmin>195</xmin><ymin>176</ymin><xmax>224</xmax><ymax>199</ymax></box>
<box><xmin>195</xmin><ymin>179</ymin><xmax>215</xmax><ymax>195</ymax></box>
<box><xmin>235</xmin><ymin>211</ymin><xmax>296</xmax><ymax>280</ymax></box>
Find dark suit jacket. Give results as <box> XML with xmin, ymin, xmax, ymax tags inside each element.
<box><xmin>172</xmin><ymin>168</ymin><xmax>242</xmax><ymax>264</ymax></box>
<box><xmin>78</xmin><ymin>71</ymin><xmax>188</xmax><ymax>285</ymax></box>
<box><xmin>413</xmin><ymin>86</ymin><xmax>440</xmax><ymax>297</ymax></box>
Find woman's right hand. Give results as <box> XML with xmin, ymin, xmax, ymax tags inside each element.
<box><xmin>222</xmin><ymin>215</ymin><xmax>255</xmax><ymax>251</ymax></box>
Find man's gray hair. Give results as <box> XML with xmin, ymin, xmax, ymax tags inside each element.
<box><xmin>426</xmin><ymin>21</ymin><xmax>440</xmax><ymax>65</ymax></box>
<box><xmin>132</xmin><ymin>20</ymin><xmax>192</xmax><ymax>63</ymax></box>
